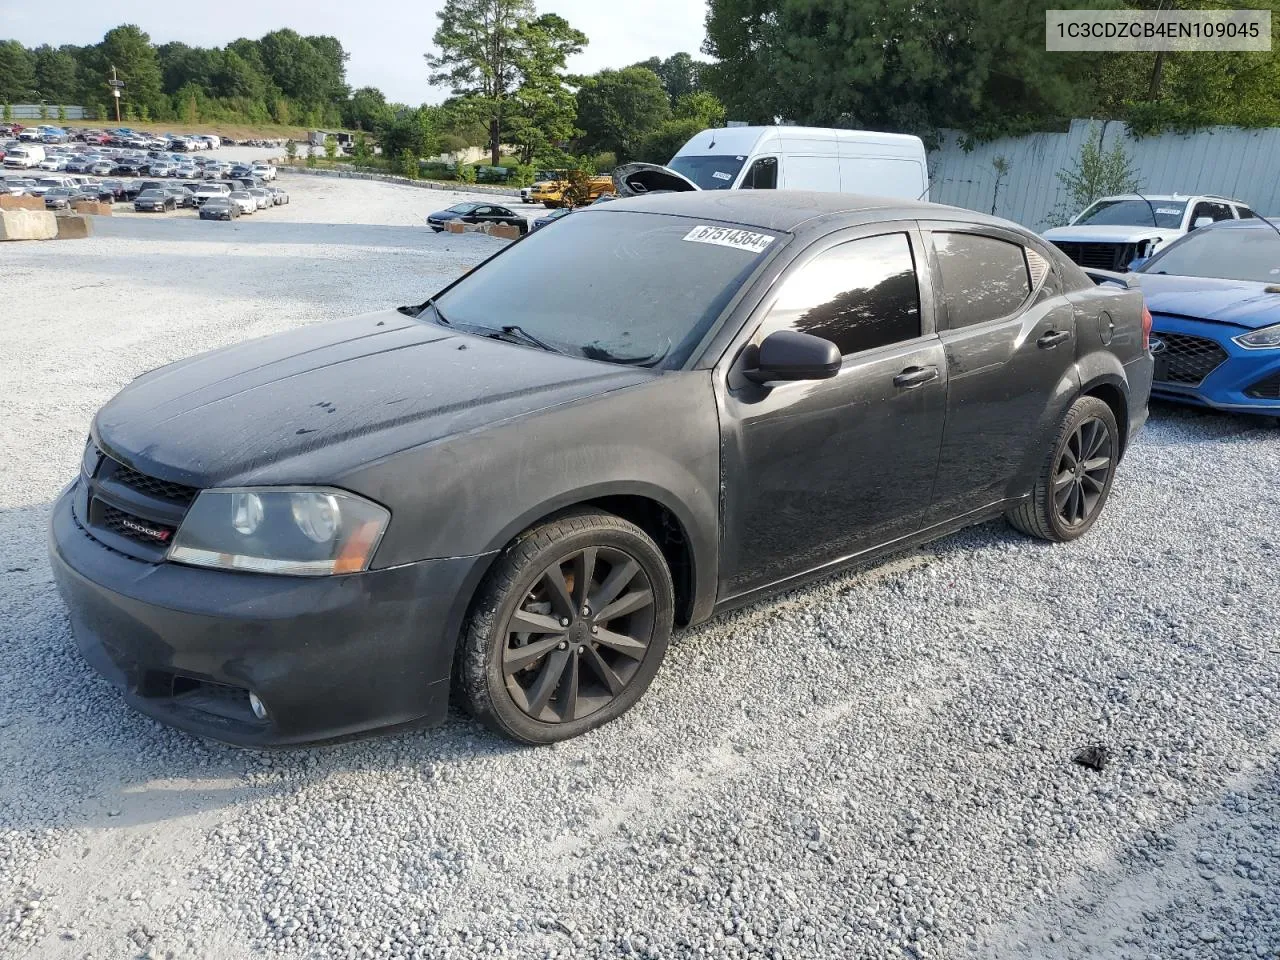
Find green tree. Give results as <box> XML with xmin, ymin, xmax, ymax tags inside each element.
<box><xmin>343</xmin><ymin>86</ymin><xmax>395</xmax><ymax>130</ymax></box>
<box><xmin>702</xmin><ymin>0</ymin><xmax>1102</xmax><ymax>138</ymax></box>
<box><xmin>38</xmin><ymin>102</ymin><xmax>49</xmax><ymax>119</ymax></box>
<box><xmin>504</xmin><ymin>13</ymin><xmax>587</xmax><ymax>164</ymax></box>
<box><xmin>352</xmin><ymin>130</ymin><xmax>370</xmax><ymax>164</ymax></box>
<box><xmin>324</xmin><ymin>134</ymin><xmax>337</xmax><ymax>160</ymax></box>
<box><xmin>56</xmin><ymin>104</ymin><xmax>66</xmax><ymax>121</ymax></box>
<box><xmin>634</xmin><ymin>52</ymin><xmax>702</xmax><ymax>104</ymax></box>
<box><xmin>380</xmin><ymin>105</ymin><xmax>441</xmax><ymax>160</ymax></box>
<box><xmin>285</xmin><ymin>138</ymin><xmax>298</xmax><ymax>161</ymax></box>
<box><xmin>398</xmin><ymin>148</ymin><xmax>417</xmax><ymax>177</ymax></box>
<box><xmin>2</xmin><ymin>103</ymin><xmax>10</xmax><ymax>122</ymax></box>
<box><xmin>575</xmin><ymin>67</ymin><xmax>671</xmax><ymax>161</ymax></box>
<box><xmin>426</xmin><ymin>0</ymin><xmax>570</xmax><ymax>167</ymax></box>
<box><xmin>100</xmin><ymin>24</ymin><xmax>166</xmax><ymax>119</ymax></box>
<box><xmin>672</xmin><ymin>90</ymin><xmax>726</xmax><ymax>127</ymax></box>
<box><xmin>0</xmin><ymin>40</ymin><xmax>36</xmax><ymax>103</ymax></box>
<box><xmin>33</xmin><ymin>45</ymin><xmax>79</xmax><ymax>104</ymax></box>
<box><xmin>1047</xmin><ymin>124</ymin><xmax>1142</xmax><ymax>226</ymax></box>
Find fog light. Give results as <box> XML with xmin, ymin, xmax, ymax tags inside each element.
<box><xmin>248</xmin><ymin>692</ymin><xmax>268</xmax><ymax>720</ymax></box>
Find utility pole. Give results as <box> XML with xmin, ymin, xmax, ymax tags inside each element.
<box><xmin>108</xmin><ymin>65</ymin><xmax>124</xmax><ymax>124</ymax></box>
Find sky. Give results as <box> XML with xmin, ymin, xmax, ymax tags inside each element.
<box><xmin>0</xmin><ymin>0</ymin><xmax>710</xmax><ymax>104</ymax></box>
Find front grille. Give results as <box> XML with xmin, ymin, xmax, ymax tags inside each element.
<box><xmin>1157</xmin><ymin>332</ymin><xmax>1229</xmax><ymax>386</ymax></box>
<box><xmin>100</xmin><ymin>504</ymin><xmax>176</xmax><ymax>545</ymax></box>
<box><xmin>112</xmin><ymin>462</ymin><xmax>198</xmax><ymax>505</ymax></box>
<box><xmin>1050</xmin><ymin>241</ymin><xmax>1138</xmax><ymax>272</ymax></box>
<box><xmin>1245</xmin><ymin>371</ymin><xmax>1280</xmax><ymax>399</ymax></box>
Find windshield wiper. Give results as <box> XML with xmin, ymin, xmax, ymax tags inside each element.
<box><xmin>488</xmin><ymin>324</ymin><xmax>558</xmax><ymax>354</ymax></box>
<box><xmin>418</xmin><ymin>298</ymin><xmax>450</xmax><ymax>326</ymax></box>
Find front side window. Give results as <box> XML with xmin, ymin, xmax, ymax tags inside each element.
<box><xmin>764</xmin><ymin>233</ymin><xmax>921</xmax><ymax>356</ymax></box>
<box><xmin>741</xmin><ymin>157</ymin><xmax>778</xmax><ymax>190</ymax></box>
<box><xmin>1190</xmin><ymin>202</ymin><xmax>1233</xmax><ymax>226</ymax></box>
<box><xmin>932</xmin><ymin>232</ymin><xmax>1031</xmax><ymax>329</ymax></box>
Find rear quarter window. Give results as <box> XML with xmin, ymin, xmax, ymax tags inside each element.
<box><xmin>931</xmin><ymin>232</ymin><xmax>1032</xmax><ymax>329</ymax></box>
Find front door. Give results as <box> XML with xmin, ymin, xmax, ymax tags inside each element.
<box><xmin>719</xmin><ymin>227</ymin><xmax>947</xmax><ymax>597</ymax></box>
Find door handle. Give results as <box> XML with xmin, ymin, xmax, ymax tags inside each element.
<box><xmin>1037</xmin><ymin>330</ymin><xmax>1072</xmax><ymax>348</ymax></box>
<box><xmin>893</xmin><ymin>365</ymin><xmax>939</xmax><ymax>389</ymax></box>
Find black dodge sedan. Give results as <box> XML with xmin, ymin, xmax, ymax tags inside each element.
<box><xmin>50</xmin><ymin>192</ymin><xmax>1153</xmax><ymax>747</ymax></box>
<box><xmin>427</xmin><ymin>201</ymin><xmax>529</xmax><ymax>234</ymax></box>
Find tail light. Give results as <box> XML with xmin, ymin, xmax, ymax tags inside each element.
<box><xmin>1141</xmin><ymin>303</ymin><xmax>1153</xmax><ymax>351</ymax></box>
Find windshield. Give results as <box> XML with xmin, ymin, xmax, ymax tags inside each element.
<box><xmin>448</xmin><ymin>203</ymin><xmax>480</xmax><ymax>214</ymax></box>
<box><xmin>666</xmin><ymin>154</ymin><xmax>748</xmax><ymax>190</ymax></box>
<box><xmin>139</xmin><ymin>190</ymin><xmax>162</xmax><ymax>198</ymax></box>
<box><xmin>432</xmin><ymin>210</ymin><xmax>781</xmax><ymax>367</ymax></box>
<box><xmin>1074</xmin><ymin>199</ymin><xmax>1186</xmax><ymax>229</ymax></box>
<box><xmin>1140</xmin><ymin>226</ymin><xmax>1280</xmax><ymax>283</ymax></box>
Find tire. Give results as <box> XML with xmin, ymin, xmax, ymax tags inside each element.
<box><xmin>1007</xmin><ymin>395</ymin><xmax>1119</xmax><ymax>542</ymax></box>
<box><xmin>457</xmin><ymin>510</ymin><xmax>675</xmax><ymax>744</ymax></box>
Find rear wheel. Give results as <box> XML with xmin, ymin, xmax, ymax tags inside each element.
<box><xmin>1008</xmin><ymin>396</ymin><xmax>1119</xmax><ymax>542</ymax></box>
<box><xmin>457</xmin><ymin>511</ymin><xmax>674</xmax><ymax>744</ymax></box>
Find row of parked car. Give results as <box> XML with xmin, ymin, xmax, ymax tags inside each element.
<box><xmin>2</xmin><ymin>172</ymin><xmax>289</xmax><ymax>218</ymax></box>
<box><xmin>0</xmin><ymin>123</ymin><xmax>226</xmax><ymax>151</ymax></box>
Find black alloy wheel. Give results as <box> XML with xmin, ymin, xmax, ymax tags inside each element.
<box><xmin>1054</xmin><ymin>417</ymin><xmax>1112</xmax><ymax>528</ymax></box>
<box><xmin>458</xmin><ymin>510</ymin><xmax>674</xmax><ymax>744</ymax></box>
<box><xmin>502</xmin><ymin>544</ymin><xmax>656</xmax><ymax>724</ymax></box>
<box><xmin>1007</xmin><ymin>394</ymin><xmax>1120</xmax><ymax>542</ymax></box>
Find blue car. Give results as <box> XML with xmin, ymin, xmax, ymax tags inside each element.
<box><xmin>531</xmin><ymin>207</ymin><xmax>572</xmax><ymax>230</ymax></box>
<box><xmin>1131</xmin><ymin>220</ymin><xmax>1280</xmax><ymax>416</ymax></box>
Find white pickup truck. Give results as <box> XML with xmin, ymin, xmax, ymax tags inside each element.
<box><xmin>1043</xmin><ymin>193</ymin><xmax>1258</xmax><ymax>271</ymax></box>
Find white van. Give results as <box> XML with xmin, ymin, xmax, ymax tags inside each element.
<box><xmin>613</xmin><ymin>126</ymin><xmax>929</xmax><ymax>201</ymax></box>
<box><xmin>4</xmin><ymin>144</ymin><xmax>46</xmax><ymax>169</ymax></box>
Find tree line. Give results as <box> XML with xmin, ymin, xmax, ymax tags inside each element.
<box><xmin>0</xmin><ymin>26</ymin><xmax>352</xmax><ymax>127</ymax></box>
<box><xmin>4</xmin><ymin>0</ymin><xmax>1278</xmax><ymax>172</ymax></box>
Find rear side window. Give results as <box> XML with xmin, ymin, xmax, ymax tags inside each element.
<box><xmin>931</xmin><ymin>232</ymin><xmax>1031</xmax><ymax>329</ymax></box>
<box><xmin>765</xmin><ymin>233</ymin><xmax>921</xmax><ymax>355</ymax></box>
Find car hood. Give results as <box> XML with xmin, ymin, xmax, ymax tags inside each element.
<box><xmin>428</xmin><ymin>210</ymin><xmax>463</xmax><ymax>221</ymax></box>
<box><xmin>94</xmin><ymin>309</ymin><xmax>654</xmax><ymax>488</ymax></box>
<box><xmin>612</xmin><ymin>162</ymin><xmax>701</xmax><ymax>197</ymax></box>
<box><xmin>1134</xmin><ymin>273</ymin><xmax>1280</xmax><ymax>329</ymax></box>
<box><xmin>1043</xmin><ymin>225</ymin><xmax>1170</xmax><ymax>243</ymax></box>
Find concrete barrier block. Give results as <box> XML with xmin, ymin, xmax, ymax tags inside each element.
<box><xmin>54</xmin><ymin>214</ymin><xmax>93</xmax><ymax>239</ymax></box>
<box><xmin>0</xmin><ymin>209</ymin><xmax>58</xmax><ymax>240</ymax></box>
<box><xmin>72</xmin><ymin>200</ymin><xmax>112</xmax><ymax>216</ymax></box>
<box><xmin>0</xmin><ymin>194</ymin><xmax>45</xmax><ymax>211</ymax></box>
<box><xmin>445</xmin><ymin>220</ymin><xmax>467</xmax><ymax>234</ymax></box>
<box><xmin>484</xmin><ymin>223</ymin><xmax>521</xmax><ymax>240</ymax></box>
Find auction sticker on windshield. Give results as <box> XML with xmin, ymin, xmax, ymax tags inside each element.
<box><xmin>683</xmin><ymin>225</ymin><xmax>775</xmax><ymax>254</ymax></box>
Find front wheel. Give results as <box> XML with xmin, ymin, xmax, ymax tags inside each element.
<box><xmin>1007</xmin><ymin>395</ymin><xmax>1119</xmax><ymax>542</ymax></box>
<box><xmin>457</xmin><ymin>511</ymin><xmax>675</xmax><ymax>744</ymax></box>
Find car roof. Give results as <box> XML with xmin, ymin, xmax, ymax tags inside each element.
<box><xmin>1092</xmin><ymin>193</ymin><xmax>1245</xmax><ymax>204</ymax></box>
<box><xmin>583</xmin><ymin>190</ymin><xmax>1013</xmax><ymax>235</ymax></box>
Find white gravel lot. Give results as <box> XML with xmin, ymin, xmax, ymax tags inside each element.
<box><xmin>2</xmin><ymin>171</ymin><xmax>1278</xmax><ymax>960</ymax></box>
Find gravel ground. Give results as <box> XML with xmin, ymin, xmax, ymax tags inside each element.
<box><xmin>2</xmin><ymin>173</ymin><xmax>1278</xmax><ymax>960</ymax></box>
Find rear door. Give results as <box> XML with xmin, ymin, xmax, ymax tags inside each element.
<box><xmin>919</xmin><ymin>223</ymin><xmax>1079</xmax><ymax>523</ymax></box>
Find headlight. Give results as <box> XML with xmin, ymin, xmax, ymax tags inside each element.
<box><xmin>168</xmin><ymin>487</ymin><xmax>390</xmax><ymax>576</ymax></box>
<box><xmin>1234</xmin><ymin>323</ymin><xmax>1280</xmax><ymax>350</ymax></box>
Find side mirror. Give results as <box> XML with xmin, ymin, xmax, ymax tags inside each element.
<box><xmin>1192</xmin><ymin>216</ymin><xmax>1213</xmax><ymax>229</ymax></box>
<box><xmin>1126</xmin><ymin>256</ymin><xmax>1149</xmax><ymax>272</ymax></box>
<box><xmin>743</xmin><ymin>330</ymin><xmax>842</xmax><ymax>384</ymax></box>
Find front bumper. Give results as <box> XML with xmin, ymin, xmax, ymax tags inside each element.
<box><xmin>49</xmin><ymin>486</ymin><xmax>490</xmax><ymax>747</ymax></box>
<box><xmin>1151</xmin><ymin>316</ymin><xmax>1280</xmax><ymax>416</ymax></box>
